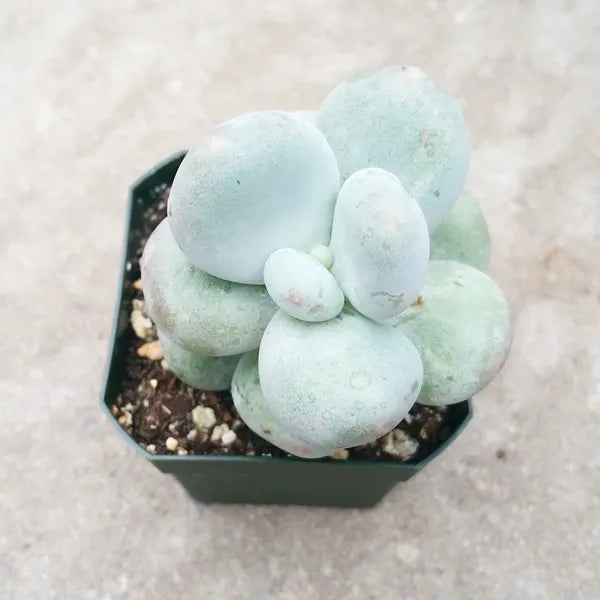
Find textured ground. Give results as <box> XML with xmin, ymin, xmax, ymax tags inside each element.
<box><xmin>1</xmin><ymin>1</ymin><xmax>599</xmax><ymax>598</ymax></box>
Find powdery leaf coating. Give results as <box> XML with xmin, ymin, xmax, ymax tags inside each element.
<box><xmin>231</xmin><ymin>351</ymin><xmax>335</xmax><ymax>458</ymax></box>
<box><xmin>258</xmin><ymin>308</ymin><xmax>423</xmax><ymax>449</ymax></box>
<box><xmin>141</xmin><ymin>220</ymin><xmax>276</xmax><ymax>356</ymax></box>
<box><xmin>429</xmin><ymin>193</ymin><xmax>491</xmax><ymax>271</ymax></box>
<box><xmin>394</xmin><ymin>260</ymin><xmax>512</xmax><ymax>406</ymax></box>
<box><xmin>157</xmin><ymin>330</ymin><xmax>241</xmax><ymax>391</ymax></box>
<box><xmin>263</xmin><ymin>248</ymin><xmax>344</xmax><ymax>322</ymax></box>
<box><xmin>329</xmin><ymin>168</ymin><xmax>429</xmax><ymax>322</ymax></box>
<box><xmin>317</xmin><ymin>65</ymin><xmax>469</xmax><ymax>230</ymax></box>
<box><xmin>168</xmin><ymin>110</ymin><xmax>340</xmax><ymax>284</ymax></box>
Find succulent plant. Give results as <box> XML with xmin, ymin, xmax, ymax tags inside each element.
<box><xmin>141</xmin><ymin>65</ymin><xmax>512</xmax><ymax>459</ymax></box>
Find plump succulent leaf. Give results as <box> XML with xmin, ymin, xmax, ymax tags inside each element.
<box><xmin>329</xmin><ymin>168</ymin><xmax>429</xmax><ymax>321</ymax></box>
<box><xmin>429</xmin><ymin>193</ymin><xmax>491</xmax><ymax>270</ymax></box>
<box><xmin>263</xmin><ymin>248</ymin><xmax>344</xmax><ymax>322</ymax></box>
<box><xmin>258</xmin><ymin>309</ymin><xmax>423</xmax><ymax>448</ymax></box>
<box><xmin>141</xmin><ymin>219</ymin><xmax>276</xmax><ymax>356</ymax></box>
<box><xmin>317</xmin><ymin>65</ymin><xmax>469</xmax><ymax>230</ymax></box>
<box><xmin>158</xmin><ymin>329</ymin><xmax>241</xmax><ymax>391</ymax></box>
<box><xmin>394</xmin><ymin>260</ymin><xmax>512</xmax><ymax>406</ymax></box>
<box><xmin>231</xmin><ymin>351</ymin><xmax>335</xmax><ymax>458</ymax></box>
<box><xmin>168</xmin><ymin>110</ymin><xmax>340</xmax><ymax>284</ymax></box>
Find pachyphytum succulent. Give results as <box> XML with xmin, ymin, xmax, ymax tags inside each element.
<box><xmin>141</xmin><ymin>65</ymin><xmax>512</xmax><ymax>459</ymax></box>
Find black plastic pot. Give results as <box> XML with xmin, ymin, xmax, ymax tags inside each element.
<box><xmin>100</xmin><ymin>152</ymin><xmax>473</xmax><ymax>508</ymax></box>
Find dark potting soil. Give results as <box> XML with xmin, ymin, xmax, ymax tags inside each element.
<box><xmin>112</xmin><ymin>185</ymin><xmax>452</xmax><ymax>462</ymax></box>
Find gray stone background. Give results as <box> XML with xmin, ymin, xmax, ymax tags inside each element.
<box><xmin>1</xmin><ymin>1</ymin><xmax>599</xmax><ymax>598</ymax></box>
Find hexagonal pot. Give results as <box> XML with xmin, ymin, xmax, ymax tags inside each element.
<box><xmin>99</xmin><ymin>152</ymin><xmax>473</xmax><ymax>508</ymax></box>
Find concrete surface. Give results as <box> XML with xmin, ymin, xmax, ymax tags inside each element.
<box><xmin>1</xmin><ymin>1</ymin><xmax>599</xmax><ymax>598</ymax></box>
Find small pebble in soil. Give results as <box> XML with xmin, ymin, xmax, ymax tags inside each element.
<box><xmin>137</xmin><ymin>340</ymin><xmax>163</xmax><ymax>360</ymax></box>
<box><xmin>165</xmin><ymin>437</ymin><xmax>178</xmax><ymax>452</ymax></box>
<box><xmin>192</xmin><ymin>406</ymin><xmax>217</xmax><ymax>431</ymax></box>
<box><xmin>130</xmin><ymin>309</ymin><xmax>154</xmax><ymax>340</ymax></box>
<box><xmin>186</xmin><ymin>429</ymin><xmax>198</xmax><ymax>441</ymax></box>
<box><xmin>210</xmin><ymin>423</ymin><xmax>230</xmax><ymax>443</ymax></box>
<box><xmin>149</xmin><ymin>379</ymin><xmax>158</xmax><ymax>389</ymax></box>
<box><xmin>132</xmin><ymin>299</ymin><xmax>145</xmax><ymax>312</ymax></box>
<box><xmin>133</xmin><ymin>279</ymin><xmax>143</xmax><ymax>290</ymax></box>
<box><xmin>330</xmin><ymin>449</ymin><xmax>349</xmax><ymax>460</ymax></box>
<box><xmin>221</xmin><ymin>429</ymin><xmax>237</xmax><ymax>446</ymax></box>
<box><xmin>146</xmin><ymin>444</ymin><xmax>157</xmax><ymax>454</ymax></box>
<box><xmin>382</xmin><ymin>429</ymin><xmax>420</xmax><ymax>460</ymax></box>
<box><xmin>118</xmin><ymin>412</ymin><xmax>133</xmax><ymax>428</ymax></box>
